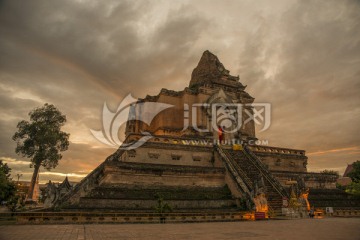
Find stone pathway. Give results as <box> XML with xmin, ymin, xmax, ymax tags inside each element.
<box><xmin>0</xmin><ymin>218</ymin><xmax>359</xmax><ymax>240</ymax></box>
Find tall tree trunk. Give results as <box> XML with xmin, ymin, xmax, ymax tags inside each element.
<box><xmin>27</xmin><ymin>164</ymin><xmax>40</xmax><ymax>202</ymax></box>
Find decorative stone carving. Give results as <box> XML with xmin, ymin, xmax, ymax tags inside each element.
<box><xmin>254</xmin><ymin>176</ymin><xmax>266</xmax><ymax>196</ymax></box>
<box><xmin>171</xmin><ymin>153</ymin><xmax>182</xmax><ymax>160</ymax></box>
<box><xmin>128</xmin><ymin>150</ymin><xmax>136</xmax><ymax>158</ymax></box>
<box><xmin>192</xmin><ymin>154</ymin><xmax>202</xmax><ymax>161</ymax></box>
<box><xmin>43</xmin><ymin>177</ymin><xmax>73</xmax><ymax>208</ymax></box>
<box><xmin>148</xmin><ymin>151</ymin><xmax>160</xmax><ymax>159</ymax></box>
<box><xmin>253</xmin><ymin>193</ymin><xmax>268</xmax><ymax>213</ymax></box>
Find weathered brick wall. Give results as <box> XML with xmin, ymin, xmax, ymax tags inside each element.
<box><xmin>271</xmin><ymin>171</ymin><xmax>338</xmax><ymax>189</ymax></box>
<box><xmin>250</xmin><ymin>146</ymin><xmax>308</xmax><ymax>173</ymax></box>
<box><xmin>101</xmin><ymin>162</ymin><xmax>227</xmax><ymax>188</ymax></box>
<box><xmin>78</xmin><ymin>198</ymin><xmax>236</xmax><ymax>210</ymax></box>
<box><xmin>121</xmin><ymin>145</ymin><xmax>214</xmax><ymax>167</ymax></box>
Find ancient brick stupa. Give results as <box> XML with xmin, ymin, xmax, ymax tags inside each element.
<box><xmin>56</xmin><ymin>51</ymin><xmax>340</xmax><ymax>213</ymax></box>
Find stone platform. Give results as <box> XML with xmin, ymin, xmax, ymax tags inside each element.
<box><xmin>1</xmin><ymin>218</ymin><xmax>359</xmax><ymax>240</ymax></box>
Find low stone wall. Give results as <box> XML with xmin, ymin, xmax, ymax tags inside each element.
<box><xmin>249</xmin><ymin>145</ymin><xmax>306</xmax><ymax>156</ymax></box>
<box><xmin>271</xmin><ymin>171</ymin><xmax>337</xmax><ymax>189</ymax></box>
<box><xmin>0</xmin><ymin>213</ymin><xmax>16</xmax><ymax>224</ymax></box>
<box><xmin>251</xmin><ymin>147</ymin><xmax>308</xmax><ymax>173</ymax></box>
<box><xmin>333</xmin><ymin>209</ymin><xmax>360</xmax><ymax>217</ymax></box>
<box><xmin>87</xmin><ymin>185</ymin><xmax>232</xmax><ymax>200</ymax></box>
<box><xmin>77</xmin><ymin>199</ymin><xmax>236</xmax><ymax>210</ymax></box>
<box><xmin>308</xmin><ymin>188</ymin><xmax>360</xmax><ymax>208</ymax></box>
<box><xmin>14</xmin><ymin>211</ymin><xmax>254</xmax><ymax>224</ymax></box>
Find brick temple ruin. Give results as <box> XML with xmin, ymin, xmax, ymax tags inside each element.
<box><xmin>53</xmin><ymin>51</ymin><xmax>357</xmax><ymax>214</ymax></box>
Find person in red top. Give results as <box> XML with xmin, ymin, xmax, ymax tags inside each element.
<box><xmin>218</xmin><ymin>125</ymin><xmax>224</xmax><ymax>144</ymax></box>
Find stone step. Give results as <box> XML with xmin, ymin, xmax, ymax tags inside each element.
<box><xmin>86</xmin><ymin>185</ymin><xmax>233</xmax><ymax>200</ymax></box>
<box><xmin>77</xmin><ymin>198</ymin><xmax>238</xmax><ymax>210</ymax></box>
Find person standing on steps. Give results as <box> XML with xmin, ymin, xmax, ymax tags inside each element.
<box><xmin>218</xmin><ymin>125</ymin><xmax>224</xmax><ymax>145</ymax></box>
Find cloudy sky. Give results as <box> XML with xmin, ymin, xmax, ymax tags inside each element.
<box><xmin>0</xmin><ymin>0</ymin><xmax>359</xmax><ymax>183</ymax></box>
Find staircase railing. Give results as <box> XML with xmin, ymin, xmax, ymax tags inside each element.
<box><xmin>216</xmin><ymin>146</ymin><xmax>252</xmax><ymax>196</ymax></box>
<box><xmin>57</xmin><ymin>149</ymin><xmax>125</xmax><ymax>205</ymax></box>
<box><xmin>243</xmin><ymin>145</ymin><xmax>288</xmax><ymax>198</ymax></box>
<box><xmin>218</xmin><ymin>147</ymin><xmax>253</xmax><ymax>189</ymax></box>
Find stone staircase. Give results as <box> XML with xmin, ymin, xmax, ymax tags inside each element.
<box><xmin>73</xmin><ymin>185</ymin><xmax>236</xmax><ymax>211</ymax></box>
<box><xmin>217</xmin><ymin>145</ymin><xmax>288</xmax><ymax>212</ymax></box>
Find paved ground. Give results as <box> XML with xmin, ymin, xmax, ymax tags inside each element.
<box><xmin>0</xmin><ymin>218</ymin><xmax>359</xmax><ymax>240</ymax></box>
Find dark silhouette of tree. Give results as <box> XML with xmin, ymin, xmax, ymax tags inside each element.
<box><xmin>0</xmin><ymin>160</ymin><xmax>16</xmax><ymax>203</ymax></box>
<box><xmin>346</xmin><ymin>161</ymin><xmax>360</xmax><ymax>197</ymax></box>
<box><xmin>320</xmin><ymin>169</ymin><xmax>339</xmax><ymax>177</ymax></box>
<box><xmin>12</xmin><ymin>103</ymin><xmax>70</xmax><ymax>202</ymax></box>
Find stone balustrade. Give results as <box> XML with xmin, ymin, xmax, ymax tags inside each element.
<box><xmin>13</xmin><ymin>211</ymin><xmax>255</xmax><ymax>224</ymax></box>
<box><xmin>126</xmin><ymin>134</ymin><xmax>214</xmax><ymax>147</ymax></box>
<box><xmin>125</xmin><ymin>135</ymin><xmax>307</xmax><ymax>158</ymax></box>
<box><xmin>126</xmin><ymin>134</ymin><xmax>305</xmax><ymax>156</ymax></box>
<box><xmin>333</xmin><ymin>209</ymin><xmax>360</xmax><ymax>217</ymax></box>
<box><xmin>249</xmin><ymin>145</ymin><xmax>306</xmax><ymax>156</ymax></box>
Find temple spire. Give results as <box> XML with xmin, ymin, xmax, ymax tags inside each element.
<box><xmin>189</xmin><ymin>50</ymin><xmax>238</xmax><ymax>87</ymax></box>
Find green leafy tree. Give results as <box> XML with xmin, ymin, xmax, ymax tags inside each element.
<box><xmin>0</xmin><ymin>160</ymin><xmax>16</xmax><ymax>203</ymax></box>
<box><xmin>12</xmin><ymin>104</ymin><xmax>70</xmax><ymax>201</ymax></box>
<box><xmin>345</xmin><ymin>161</ymin><xmax>360</xmax><ymax>196</ymax></box>
<box><xmin>345</xmin><ymin>182</ymin><xmax>360</xmax><ymax>197</ymax></box>
<box><xmin>154</xmin><ymin>194</ymin><xmax>172</xmax><ymax>214</ymax></box>
<box><xmin>347</xmin><ymin>161</ymin><xmax>360</xmax><ymax>183</ymax></box>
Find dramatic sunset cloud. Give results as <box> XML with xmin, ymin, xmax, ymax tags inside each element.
<box><xmin>0</xmin><ymin>0</ymin><xmax>359</xmax><ymax>183</ymax></box>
